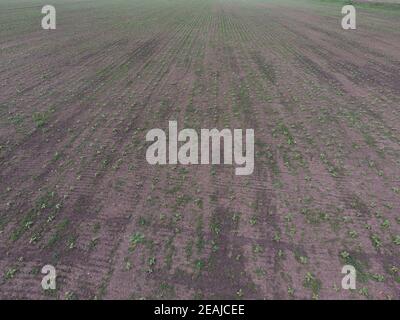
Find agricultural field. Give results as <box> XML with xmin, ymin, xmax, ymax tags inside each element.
<box><xmin>0</xmin><ymin>0</ymin><xmax>399</xmax><ymax>300</ymax></box>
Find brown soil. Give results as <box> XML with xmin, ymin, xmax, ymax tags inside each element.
<box><xmin>0</xmin><ymin>0</ymin><xmax>399</xmax><ymax>300</ymax></box>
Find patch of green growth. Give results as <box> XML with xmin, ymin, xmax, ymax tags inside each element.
<box><xmin>370</xmin><ymin>273</ymin><xmax>385</xmax><ymax>282</ymax></box>
<box><xmin>175</xmin><ymin>194</ymin><xmax>192</xmax><ymax>207</ymax></box>
<box><xmin>195</xmin><ymin>259</ymin><xmax>205</xmax><ymax>271</ymax></box>
<box><xmin>358</xmin><ymin>287</ymin><xmax>369</xmax><ymax>298</ymax></box>
<box><xmin>296</xmin><ymin>255</ymin><xmax>308</xmax><ymax>265</ymax></box>
<box><xmin>138</xmin><ymin>216</ymin><xmax>148</xmax><ymax>227</ymax></box>
<box><xmin>65</xmin><ymin>291</ymin><xmax>77</xmax><ymax>300</ymax></box>
<box><xmin>273</xmin><ymin>232</ymin><xmax>281</xmax><ymax>242</ymax></box>
<box><xmin>4</xmin><ymin>267</ymin><xmax>18</xmax><ymax>280</ymax></box>
<box><xmin>371</xmin><ymin>234</ymin><xmax>382</xmax><ymax>249</ymax></box>
<box><xmin>339</xmin><ymin>251</ymin><xmax>369</xmax><ymax>283</ymax></box>
<box><xmin>10</xmin><ymin>191</ymin><xmax>62</xmax><ymax>242</ymax></box>
<box><xmin>348</xmin><ymin>230</ymin><xmax>358</xmax><ymax>239</ymax></box>
<box><xmin>273</xmin><ymin>122</ymin><xmax>296</xmax><ymax>146</ymax></box>
<box><xmin>210</xmin><ymin>216</ymin><xmax>221</xmax><ymax>236</ymax></box>
<box><xmin>381</xmin><ymin>219</ymin><xmax>390</xmax><ymax>229</ymax></box>
<box><xmin>303</xmin><ymin>272</ymin><xmax>321</xmax><ymax>296</ymax></box>
<box><xmin>389</xmin><ymin>266</ymin><xmax>400</xmax><ymax>283</ymax></box>
<box><xmin>32</xmin><ymin>111</ymin><xmax>50</xmax><ymax>128</ymax></box>
<box><xmin>164</xmin><ymin>237</ymin><xmax>175</xmax><ymax>270</ymax></box>
<box><xmin>194</xmin><ymin>198</ymin><xmax>203</xmax><ymax>209</ymax></box>
<box><xmin>392</xmin><ymin>235</ymin><xmax>400</xmax><ymax>245</ymax></box>
<box><xmin>249</xmin><ymin>216</ymin><xmax>258</xmax><ymax>226</ymax></box>
<box><xmin>185</xmin><ymin>240</ymin><xmax>193</xmax><ymax>259</ymax></box>
<box><xmin>52</xmin><ymin>151</ymin><xmax>62</xmax><ymax>162</ymax></box>
<box><xmin>129</xmin><ymin>232</ymin><xmax>145</xmax><ymax>250</ymax></box>
<box><xmin>255</xmin><ymin>268</ymin><xmax>266</xmax><ymax>278</ymax></box>
<box><xmin>88</xmin><ymin>236</ymin><xmax>99</xmax><ymax>250</ymax></box>
<box><xmin>158</xmin><ymin>282</ymin><xmax>175</xmax><ymax>299</ymax></box>
<box><xmin>8</xmin><ymin>114</ymin><xmax>24</xmax><ymax>125</ymax></box>
<box><xmin>67</xmin><ymin>236</ymin><xmax>77</xmax><ymax>250</ymax></box>
<box><xmin>319</xmin><ymin>152</ymin><xmax>341</xmax><ymax>178</ymax></box>
<box><xmin>148</xmin><ymin>256</ymin><xmax>156</xmax><ymax>267</ymax></box>
<box><xmin>301</xmin><ymin>207</ymin><xmax>329</xmax><ymax>225</ymax></box>
<box><xmin>252</xmin><ymin>244</ymin><xmax>264</xmax><ymax>254</ymax></box>
<box><xmin>47</xmin><ymin>218</ymin><xmax>70</xmax><ymax>247</ymax></box>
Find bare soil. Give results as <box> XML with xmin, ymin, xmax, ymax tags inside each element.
<box><xmin>0</xmin><ymin>0</ymin><xmax>399</xmax><ymax>299</ymax></box>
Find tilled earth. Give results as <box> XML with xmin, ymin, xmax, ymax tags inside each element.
<box><xmin>0</xmin><ymin>0</ymin><xmax>399</xmax><ymax>299</ymax></box>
